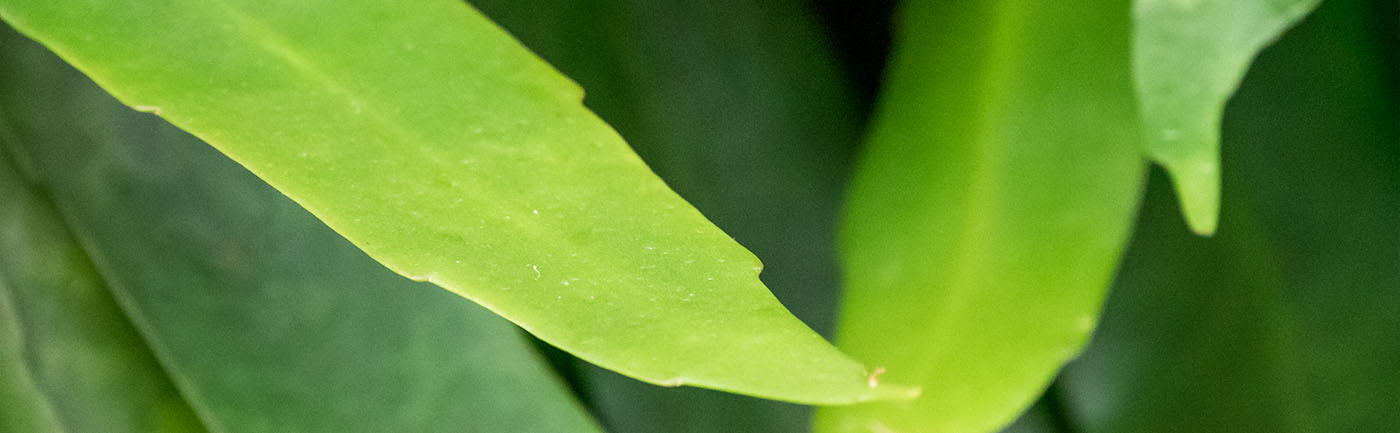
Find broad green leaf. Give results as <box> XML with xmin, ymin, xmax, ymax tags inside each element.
<box><xmin>0</xmin><ymin>149</ymin><xmax>204</xmax><ymax>433</ymax></box>
<box><xmin>1134</xmin><ymin>0</ymin><xmax>1322</xmax><ymax>235</ymax></box>
<box><xmin>0</xmin><ymin>0</ymin><xmax>913</xmax><ymax>403</ymax></box>
<box><xmin>0</xmin><ymin>25</ymin><xmax>602</xmax><ymax>432</ymax></box>
<box><xmin>1063</xmin><ymin>1</ymin><xmax>1400</xmax><ymax>431</ymax></box>
<box><xmin>471</xmin><ymin>0</ymin><xmax>868</xmax><ymax>430</ymax></box>
<box><xmin>816</xmin><ymin>1</ymin><xmax>1145</xmax><ymax>432</ymax></box>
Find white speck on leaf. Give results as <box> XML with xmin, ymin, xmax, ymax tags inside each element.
<box><xmin>867</xmin><ymin>367</ymin><xmax>886</xmax><ymax>388</ymax></box>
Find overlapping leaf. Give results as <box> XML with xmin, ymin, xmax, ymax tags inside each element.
<box><xmin>1063</xmin><ymin>1</ymin><xmax>1400</xmax><ymax>430</ymax></box>
<box><xmin>816</xmin><ymin>1</ymin><xmax>1145</xmax><ymax>432</ymax></box>
<box><xmin>0</xmin><ymin>0</ymin><xmax>913</xmax><ymax>403</ymax></box>
<box><xmin>1134</xmin><ymin>0</ymin><xmax>1322</xmax><ymax>234</ymax></box>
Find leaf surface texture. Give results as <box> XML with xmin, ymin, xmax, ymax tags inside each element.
<box><xmin>0</xmin><ymin>0</ymin><xmax>909</xmax><ymax>403</ymax></box>
<box><xmin>0</xmin><ymin>25</ymin><xmax>604</xmax><ymax>433</ymax></box>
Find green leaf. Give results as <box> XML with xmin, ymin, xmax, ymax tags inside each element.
<box><xmin>815</xmin><ymin>1</ymin><xmax>1145</xmax><ymax>432</ymax></box>
<box><xmin>471</xmin><ymin>0</ymin><xmax>868</xmax><ymax>430</ymax></box>
<box><xmin>0</xmin><ymin>150</ymin><xmax>205</xmax><ymax>433</ymax></box>
<box><xmin>0</xmin><ymin>25</ymin><xmax>602</xmax><ymax>432</ymax></box>
<box><xmin>1063</xmin><ymin>1</ymin><xmax>1400</xmax><ymax>430</ymax></box>
<box><xmin>0</xmin><ymin>0</ymin><xmax>909</xmax><ymax>404</ymax></box>
<box><xmin>1134</xmin><ymin>0</ymin><xmax>1322</xmax><ymax>235</ymax></box>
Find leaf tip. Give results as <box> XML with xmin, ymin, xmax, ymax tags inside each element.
<box><xmin>1161</xmin><ymin>157</ymin><xmax>1220</xmax><ymax>236</ymax></box>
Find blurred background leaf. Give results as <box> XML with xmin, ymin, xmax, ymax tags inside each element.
<box><xmin>1060</xmin><ymin>0</ymin><xmax>1399</xmax><ymax>431</ymax></box>
<box><xmin>0</xmin><ymin>24</ymin><xmax>603</xmax><ymax>433</ymax></box>
<box><xmin>0</xmin><ymin>137</ymin><xmax>204</xmax><ymax>433</ymax></box>
<box><xmin>816</xmin><ymin>0</ymin><xmax>1145</xmax><ymax>431</ymax></box>
<box><xmin>1133</xmin><ymin>0</ymin><xmax>1323</xmax><ymax>235</ymax></box>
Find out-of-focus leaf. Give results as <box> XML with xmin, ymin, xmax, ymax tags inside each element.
<box><xmin>816</xmin><ymin>1</ymin><xmax>1145</xmax><ymax>432</ymax></box>
<box><xmin>0</xmin><ymin>25</ymin><xmax>602</xmax><ymax>432</ymax></box>
<box><xmin>0</xmin><ymin>0</ymin><xmax>913</xmax><ymax>403</ymax></box>
<box><xmin>0</xmin><ymin>286</ymin><xmax>61</xmax><ymax>433</ymax></box>
<box><xmin>997</xmin><ymin>400</ymin><xmax>1066</xmax><ymax>433</ymax></box>
<box><xmin>0</xmin><ymin>149</ymin><xmax>204</xmax><ymax>433</ymax></box>
<box><xmin>1134</xmin><ymin>0</ymin><xmax>1322</xmax><ymax>235</ymax></box>
<box><xmin>472</xmin><ymin>0</ymin><xmax>865</xmax><ymax>430</ymax></box>
<box><xmin>1062</xmin><ymin>0</ymin><xmax>1400</xmax><ymax>431</ymax></box>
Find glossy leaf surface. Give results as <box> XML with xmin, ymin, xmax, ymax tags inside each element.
<box><xmin>1134</xmin><ymin>0</ymin><xmax>1321</xmax><ymax>234</ymax></box>
<box><xmin>472</xmin><ymin>0</ymin><xmax>868</xmax><ymax>430</ymax></box>
<box><xmin>817</xmin><ymin>1</ymin><xmax>1145</xmax><ymax>432</ymax></box>
<box><xmin>0</xmin><ymin>25</ymin><xmax>602</xmax><ymax>432</ymax></box>
<box><xmin>1064</xmin><ymin>1</ymin><xmax>1400</xmax><ymax>431</ymax></box>
<box><xmin>0</xmin><ymin>146</ymin><xmax>204</xmax><ymax>433</ymax></box>
<box><xmin>0</xmin><ymin>0</ymin><xmax>910</xmax><ymax>403</ymax></box>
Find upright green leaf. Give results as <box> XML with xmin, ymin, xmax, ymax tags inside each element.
<box><xmin>0</xmin><ymin>149</ymin><xmax>204</xmax><ymax>433</ymax></box>
<box><xmin>817</xmin><ymin>1</ymin><xmax>1145</xmax><ymax>432</ymax></box>
<box><xmin>1063</xmin><ymin>1</ymin><xmax>1400</xmax><ymax>431</ymax></box>
<box><xmin>0</xmin><ymin>0</ymin><xmax>912</xmax><ymax>403</ymax></box>
<box><xmin>472</xmin><ymin>0</ymin><xmax>867</xmax><ymax>430</ymax></box>
<box><xmin>0</xmin><ymin>25</ymin><xmax>602</xmax><ymax>432</ymax></box>
<box><xmin>1134</xmin><ymin>0</ymin><xmax>1322</xmax><ymax>235</ymax></box>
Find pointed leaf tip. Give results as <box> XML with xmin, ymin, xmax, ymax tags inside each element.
<box><xmin>1135</xmin><ymin>0</ymin><xmax>1323</xmax><ymax>237</ymax></box>
<box><xmin>0</xmin><ymin>0</ymin><xmax>894</xmax><ymax>405</ymax></box>
<box><xmin>1164</xmin><ymin>157</ymin><xmax>1221</xmax><ymax>236</ymax></box>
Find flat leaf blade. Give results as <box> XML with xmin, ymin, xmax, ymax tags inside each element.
<box><xmin>0</xmin><ymin>0</ymin><xmax>908</xmax><ymax>403</ymax></box>
<box><xmin>0</xmin><ymin>24</ymin><xmax>603</xmax><ymax>432</ymax></box>
<box><xmin>816</xmin><ymin>1</ymin><xmax>1145</xmax><ymax>431</ymax></box>
<box><xmin>1135</xmin><ymin>0</ymin><xmax>1322</xmax><ymax>235</ymax></box>
<box><xmin>472</xmin><ymin>0</ymin><xmax>871</xmax><ymax>429</ymax></box>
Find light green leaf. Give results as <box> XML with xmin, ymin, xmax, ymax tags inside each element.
<box><xmin>472</xmin><ymin>0</ymin><xmax>869</xmax><ymax>429</ymax></box>
<box><xmin>1064</xmin><ymin>1</ymin><xmax>1400</xmax><ymax>430</ymax></box>
<box><xmin>0</xmin><ymin>24</ymin><xmax>603</xmax><ymax>433</ymax></box>
<box><xmin>0</xmin><ymin>149</ymin><xmax>204</xmax><ymax>433</ymax></box>
<box><xmin>815</xmin><ymin>1</ymin><xmax>1145</xmax><ymax>432</ymax></box>
<box><xmin>0</xmin><ymin>0</ymin><xmax>910</xmax><ymax>403</ymax></box>
<box><xmin>1134</xmin><ymin>0</ymin><xmax>1321</xmax><ymax>235</ymax></box>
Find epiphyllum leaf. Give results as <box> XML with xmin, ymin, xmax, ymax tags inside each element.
<box><xmin>0</xmin><ymin>24</ymin><xmax>603</xmax><ymax>432</ymax></box>
<box><xmin>0</xmin><ymin>0</ymin><xmax>912</xmax><ymax>404</ymax></box>
<box><xmin>1134</xmin><ymin>0</ymin><xmax>1321</xmax><ymax>235</ymax></box>
<box><xmin>471</xmin><ymin>0</ymin><xmax>876</xmax><ymax>430</ymax></box>
<box><xmin>816</xmin><ymin>0</ymin><xmax>1145</xmax><ymax>432</ymax></box>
